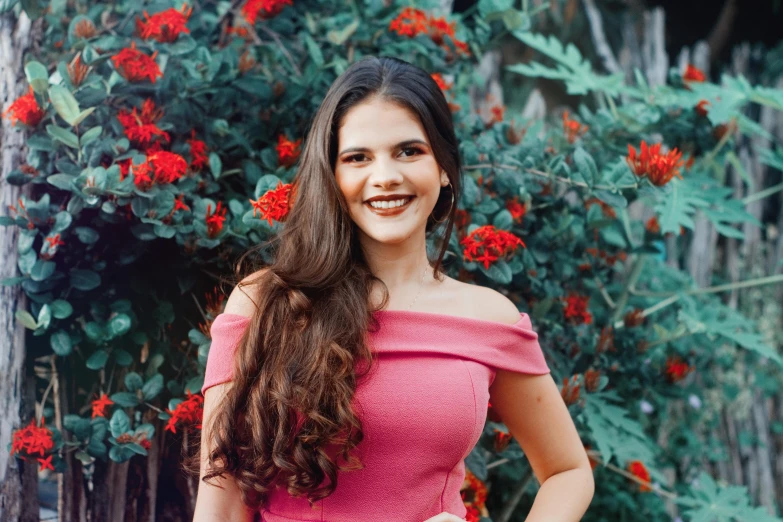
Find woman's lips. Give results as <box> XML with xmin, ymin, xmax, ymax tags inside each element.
<box><xmin>364</xmin><ymin>196</ymin><xmax>415</xmax><ymax>216</ymax></box>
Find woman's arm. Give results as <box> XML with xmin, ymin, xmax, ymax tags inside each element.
<box><xmin>192</xmin><ymin>383</ymin><xmax>256</xmax><ymax>522</ymax></box>
<box><xmin>483</xmin><ymin>291</ymin><xmax>595</xmax><ymax>521</ymax></box>
<box><xmin>489</xmin><ymin>372</ymin><xmax>595</xmax><ymax>522</ymax></box>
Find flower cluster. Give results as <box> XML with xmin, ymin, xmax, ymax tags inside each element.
<box><xmin>563</xmin><ymin>292</ymin><xmax>592</xmax><ymax>324</ymax></box>
<box><xmin>205</xmin><ymin>201</ymin><xmax>228</xmax><ymax>238</ymax></box>
<box><xmin>250</xmin><ymin>181</ymin><xmax>294</xmax><ymax>225</ymax></box>
<box><xmin>561</xmin><ymin>375</ymin><xmax>581</xmax><ymax>406</ymax></box>
<box><xmin>493</xmin><ymin>429</ymin><xmax>512</xmax><ymax>452</ymax></box>
<box><xmin>460</xmin><ymin>225</ymin><xmax>526</xmax><ymax>269</ymax></box>
<box><xmin>389</xmin><ymin>7</ymin><xmax>470</xmax><ymax>57</ymax></box>
<box><xmin>91</xmin><ymin>392</ymin><xmax>114</xmax><ymax>419</ymax></box>
<box><xmin>626</xmin><ymin>140</ymin><xmax>684</xmax><ymax>187</ymax></box>
<box><xmin>627</xmin><ymin>460</ymin><xmax>653</xmax><ymax>492</ymax></box>
<box><xmin>276</xmin><ymin>134</ymin><xmax>302</xmax><ymax>167</ymax></box>
<box><xmin>2</xmin><ymin>86</ymin><xmax>45</xmax><ymax>127</ymax></box>
<box><xmin>111</xmin><ymin>42</ymin><xmax>163</xmax><ymax>83</ymax></box>
<box><xmin>562</xmin><ymin>110</ymin><xmax>588</xmax><ymax>143</ymax></box>
<box><xmin>116</xmin><ymin>99</ymin><xmax>170</xmax><ymax>150</ymax></box>
<box><xmin>136</xmin><ymin>4</ymin><xmax>192</xmax><ymax>43</ymax></box>
<box><xmin>665</xmin><ymin>356</ymin><xmax>693</xmax><ymax>383</ymax></box>
<box><xmin>187</xmin><ymin>129</ymin><xmax>209</xmax><ymax>171</ymax></box>
<box><xmin>164</xmin><ymin>390</ymin><xmax>204</xmax><ymax>434</ymax></box>
<box><xmin>11</xmin><ymin>418</ymin><xmax>55</xmax><ymax>471</ymax></box>
<box><xmin>505</xmin><ymin>196</ymin><xmax>526</xmax><ymax>223</ymax></box>
<box><xmin>460</xmin><ymin>468</ymin><xmax>489</xmax><ymax>521</ymax></box>
<box><xmin>241</xmin><ymin>0</ymin><xmax>293</xmax><ymax>24</ymax></box>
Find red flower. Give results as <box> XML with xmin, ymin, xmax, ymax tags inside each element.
<box><xmin>111</xmin><ymin>42</ymin><xmax>163</xmax><ymax>83</ymax></box>
<box><xmin>627</xmin><ymin>460</ymin><xmax>653</xmax><ymax>492</ymax></box>
<box><xmin>645</xmin><ymin>216</ymin><xmax>660</xmax><ymax>234</ymax></box>
<box><xmin>464</xmin><ymin>505</ymin><xmax>480</xmax><ymax>522</ymax></box>
<box><xmin>460</xmin><ymin>225</ymin><xmax>526</xmax><ymax>270</ymax></box>
<box><xmin>241</xmin><ymin>0</ymin><xmax>293</xmax><ymax>24</ymax></box>
<box><xmin>205</xmin><ymin>201</ymin><xmax>228</xmax><ymax>238</ymax></box>
<box><xmin>37</xmin><ymin>454</ymin><xmax>55</xmax><ymax>472</ymax></box>
<box><xmin>505</xmin><ymin>196</ymin><xmax>526</xmax><ymax>224</ymax></box>
<box><xmin>389</xmin><ymin>7</ymin><xmax>470</xmax><ymax>57</ymax></box>
<box><xmin>493</xmin><ymin>429</ymin><xmax>513</xmax><ymax>452</ymax></box>
<box><xmin>136</xmin><ymin>4</ymin><xmax>192</xmax><ymax>43</ymax></box>
<box><xmin>164</xmin><ymin>391</ymin><xmax>204</xmax><ymax>434</ymax></box>
<box><xmin>626</xmin><ymin>140</ymin><xmax>684</xmax><ymax>187</ymax></box>
<box><xmin>561</xmin><ymin>375</ymin><xmax>581</xmax><ymax>406</ymax></box>
<box><xmin>695</xmin><ymin>99</ymin><xmax>710</xmax><ymax>117</ymax></box>
<box><xmin>563</xmin><ymin>293</ymin><xmax>592</xmax><ymax>324</ymax></box>
<box><xmin>683</xmin><ymin>64</ymin><xmax>706</xmax><ymax>83</ymax></box>
<box><xmin>91</xmin><ymin>392</ymin><xmax>114</xmax><ymax>419</ymax></box>
<box><xmin>11</xmin><ymin>418</ymin><xmax>54</xmax><ymax>458</ymax></box>
<box><xmin>249</xmin><ymin>181</ymin><xmax>293</xmax><ymax>225</ymax></box>
<box><xmin>431</xmin><ymin>72</ymin><xmax>451</xmax><ymax>91</ymax></box>
<box><xmin>174</xmin><ymin>194</ymin><xmax>190</xmax><ymax>212</ymax></box>
<box><xmin>460</xmin><ymin>468</ymin><xmax>488</xmax><ymax>512</ymax></box>
<box><xmin>562</xmin><ymin>110</ymin><xmax>589</xmax><ymax>143</ymax></box>
<box><xmin>665</xmin><ymin>356</ymin><xmax>692</xmax><ymax>383</ymax></box>
<box><xmin>276</xmin><ymin>134</ymin><xmax>302</xmax><ymax>167</ymax></box>
<box><xmin>147</xmin><ymin>151</ymin><xmax>188</xmax><ymax>184</ymax></box>
<box><xmin>187</xmin><ymin>130</ymin><xmax>209</xmax><ymax>171</ymax></box>
<box><xmin>2</xmin><ymin>86</ymin><xmax>45</xmax><ymax>127</ymax></box>
<box><xmin>116</xmin><ymin>99</ymin><xmax>170</xmax><ymax>150</ymax></box>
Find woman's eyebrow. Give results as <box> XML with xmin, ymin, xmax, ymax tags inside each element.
<box><xmin>338</xmin><ymin>138</ymin><xmax>429</xmax><ymax>155</ymax></box>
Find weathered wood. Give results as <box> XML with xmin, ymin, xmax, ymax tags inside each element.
<box><xmin>0</xmin><ymin>9</ymin><xmax>40</xmax><ymax>522</ymax></box>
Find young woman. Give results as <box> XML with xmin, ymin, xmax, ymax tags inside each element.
<box><xmin>191</xmin><ymin>56</ymin><xmax>594</xmax><ymax>522</ymax></box>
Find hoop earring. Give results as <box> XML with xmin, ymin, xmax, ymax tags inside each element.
<box><xmin>431</xmin><ymin>182</ymin><xmax>455</xmax><ymax>225</ymax></box>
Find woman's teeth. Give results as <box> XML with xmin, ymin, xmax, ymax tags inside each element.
<box><xmin>368</xmin><ymin>197</ymin><xmax>410</xmax><ymax>209</ymax></box>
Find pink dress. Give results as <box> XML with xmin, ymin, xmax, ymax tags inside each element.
<box><xmin>201</xmin><ymin>309</ymin><xmax>550</xmax><ymax>522</ymax></box>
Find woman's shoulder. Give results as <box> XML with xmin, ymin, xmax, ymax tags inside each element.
<box><xmin>223</xmin><ymin>268</ymin><xmax>271</xmax><ymax>317</ymax></box>
<box><xmin>435</xmin><ymin>277</ymin><xmax>523</xmax><ymax>326</ymax></box>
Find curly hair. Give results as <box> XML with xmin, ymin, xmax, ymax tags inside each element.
<box><xmin>184</xmin><ymin>55</ymin><xmax>463</xmax><ymax>513</ymax></box>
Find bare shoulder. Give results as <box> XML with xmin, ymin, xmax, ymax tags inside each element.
<box><xmin>455</xmin><ymin>280</ymin><xmax>522</xmax><ymax>325</ymax></box>
<box><xmin>223</xmin><ymin>268</ymin><xmax>271</xmax><ymax>318</ymax></box>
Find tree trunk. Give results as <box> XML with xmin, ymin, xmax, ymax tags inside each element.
<box><xmin>0</xmin><ymin>9</ymin><xmax>41</xmax><ymax>522</ymax></box>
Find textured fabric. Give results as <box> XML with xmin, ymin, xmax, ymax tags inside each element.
<box><xmin>201</xmin><ymin>309</ymin><xmax>550</xmax><ymax>522</ymax></box>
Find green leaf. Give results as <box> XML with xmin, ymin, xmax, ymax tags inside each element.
<box><xmin>47</xmin><ymin>174</ymin><xmax>76</xmax><ymax>191</ymax></box>
<box><xmin>110</xmin><ymin>392</ymin><xmax>140</xmax><ymax>408</ymax></box>
<box><xmin>50</xmin><ymin>330</ymin><xmax>73</xmax><ymax>356</ymax></box>
<box><xmin>107</xmin><ymin>313</ymin><xmax>131</xmax><ymax>338</ymax></box>
<box><xmin>86</xmin><ymin>349</ymin><xmax>109</xmax><ymax>370</ymax></box>
<box><xmin>124</xmin><ymin>372</ymin><xmax>144</xmax><ymax>393</ymax></box>
<box><xmin>109</xmin><ymin>444</ymin><xmax>136</xmax><ymax>463</ymax></box>
<box><xmin>492</xmin><ymin>209</ymin><xmax>513</xmax><ymax>230</ymax></box>
<box><xmin>209</xmin><ymin>152</ymin><xmax>222</xmax><ymax>178</ymax></box>
<box><xmin>109</xmin><ymin>410</ymin><xmax>131</xmax><ymax>439</ymax></box>
<box><xmin>15</xmin><ymin>310</ymin><xmax>38</xmax><ymax>330</ymax></box>
<box><xmin>49</xmin><ymin>299</ymin><xmax>73</xmax><ymax>319</ymax></box>
<box><xmin>479</xmin><ymin>259</ymin><xmax>513</xmax><ymax>284</ymax></box>
<box><xmin>30</xmin><ymin>260</ymin><xmax>56</xmax><ymax>281</ymax></box>
<box><xmin>574</xmin><ymin>147</ymin><xmax>599</xmax><ymax>188</ymax></box>
<box><xmin>676</xmin><ymin>471</ymin><xmax>782</xmax><ymax>522</ymax></box>
<box><xmin>113</xmin><ymin>349</ymin><xmax>133</xmax><ymax>366</ymax></box>
<box><xmin>584</xmin><ymin>392</ymin><xmax>655</xmax><ymax>466</ymax></box>
<box><xmin>70</xmin><ymin>269</ymin><xmax>101</xmax><ymax>291</ymax></box>
<box><xmin>48</xmin><ymin>85</ymin><xmax>81</xmax><ymax>126</ymax></box>
<box><xmin>24</xmin><ymin>60</ymin><xmax>49</xmax><ymax>94</ymax></box>
<box><xmin>184</xmin><ymin>375</ymin><xmax>204</xmax><ymax>395</ymax></box>
<box><xmin>73</xmin><ymin>226</ymin><xmax>99</xmax><ymax>244</ymax></box>
<box><xmin>303</xmin><ymin>33</ymin><xmax>324</xmax><ymax>67</ymax></box>
<box><xmin>142</xmin><ymin>374</ymin><xmax>164</xmax><ymax>401</ymax></box>
<box><xmin>80</xmin><ymin>126</ymin><xmax>102</xmax><ymax>146</ymax></box>
<box><xmin>46</xmin><ymin>124</ymin><xmax>79</xmax><ymax>149</ymax></box>
<box><xmin>37</xmin><ymin>304</ymin><xmax>51</xmax><ymax>330</ymax></box>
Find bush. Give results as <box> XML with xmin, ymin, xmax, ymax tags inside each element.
<box><xmin>3</xmin><ymin>0</ymin><xmax>782</xmax><ymax>520</ymax></box>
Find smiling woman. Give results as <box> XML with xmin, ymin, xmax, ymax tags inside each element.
<box><xmin>189</xmin><ymin>55</ymin><xmax>593</xmax><ymax>522</ymax></box>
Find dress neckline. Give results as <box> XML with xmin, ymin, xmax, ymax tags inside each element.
<box><xmin>216</xmin><ymin>309</ymin><xmax>528</xmax><ymax>329</ymax></box>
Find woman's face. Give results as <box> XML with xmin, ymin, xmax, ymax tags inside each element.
<box><xmin>334</xmin><ymin>97</ymin><xmax>449</xmax><ymax>249</ymax></box>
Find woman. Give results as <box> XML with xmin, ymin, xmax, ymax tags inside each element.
<box><xmin>191</xmin><ymin>56</ymin><xmax>594</xmax><ymax>522</ymax></box>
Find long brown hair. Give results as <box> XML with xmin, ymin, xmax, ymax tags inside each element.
<box><xmin>187</xmin><ymin>56</ymin><xmax>463</xmax><ymax>511</ymax></box>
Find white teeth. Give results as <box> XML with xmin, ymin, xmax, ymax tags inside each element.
<box><xmin>369</xmin><ymin>197</ymin><xmax>410</xmax><ymax>209</ymax></box>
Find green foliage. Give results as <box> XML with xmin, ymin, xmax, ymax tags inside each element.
<box><xmin>3</xmin><ymin>0</ymin><xmax>782</xmax><ymax>520</ymax></box>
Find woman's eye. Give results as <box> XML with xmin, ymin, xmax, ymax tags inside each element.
<box><xmin>400</xmin><ymin>147</ymin><xmax>422</xmax><ymax>157</ymax></box>
<box><xmin>343</xmin><ymin>148</ymin><xmax>421</xmax><ymax>163</ymax></box>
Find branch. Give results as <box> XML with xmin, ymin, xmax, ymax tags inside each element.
<box><xmin>582</xmin><ymin>0</ymin><xmax>622</xmax><ymax>74</ymax></box>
